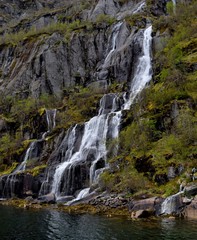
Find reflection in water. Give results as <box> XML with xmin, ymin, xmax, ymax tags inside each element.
<box><xmin>0</xmin><ymin>205</ymin><xmax>197</xmax><ymax>240</ymax></box>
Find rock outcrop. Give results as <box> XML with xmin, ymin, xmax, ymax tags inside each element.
<box><xmin>0</xmin><ymin>0</ymin><xmax>168</xmax><ymax>98</ymax></box>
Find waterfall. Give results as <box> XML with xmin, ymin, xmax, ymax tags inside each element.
<box><xmin>124</xmin><ymin>25</ymin><xmax>152</xmax><ymax>109</ymax></box>
<box><xmin>0</xmin><ymin>109</ymin><xmax>57</xmax><ymax>198</ymax></box>
<box><xmin>15</xmin><ymin>109</ymin><xmax>57</xmax><ymax>173</ymax></box>
<box><xmin>42</xmin><ymin>109</ymin><xmax>57</xmax><ymax>139</ymax></box>
<box><xmin>50</xmin><ymin>94</ymin><xmax>122</xmax><ymax>201</ymax></box>
<box><xmin>172</xmin><ymin>0</ymin><xmax>176</xmax><ymax>13</ymax></box>
<box><xmin>46</xmin><ymin>109</ymin><xmax>57</xmax><ymax>132</ymax></box>
<box><xmin>47</xmin><ymin>25</ymin><xmax>153</xmax><ymax>204</ymax></box>
<box><xmin>13</xmin><ymin>141</ymin><xmax>37</xmax><ymax>173</ymax></box>
<box><xmin>50</xmin><ymin>125</ymin><xmax>78</xmax><ymax>197</ymax></box>
<box><xmin>66</xmin><ymin>187</ymin><xmax>91</xmax><ymax>205</ymax></box>
<box><xmin>1</xmin><ymin>174</ymin><xmax>17</xmax><ymax>198</ymax></box>
<box><xmin>104</xmin><ymin>22</ymin><xmax>122</xmax><ymax>65</ymax></box>
<box><xmin>172</xmin><ymin>0</ymin><xmax>176</xmax><ymax>7</ymax></box>
<box><xmin>97</xmin><ymin>22</ymin><xmax>122</xmax><ymax>82</ymax></box>
<box><xmin>133</xmin><ymin>1</ymin><xmax>146</xmax><ymax>14</ymax></box>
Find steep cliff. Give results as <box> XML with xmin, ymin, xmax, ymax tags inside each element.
<box><xmin>0</xmin><ymin>0</ymin><xmax>196</xmax><ymax>210</ymax></box>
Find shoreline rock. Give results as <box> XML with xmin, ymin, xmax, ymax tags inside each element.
<box><xmin>1</xmin><ymin>192</ymin><xmax>197</xmax><ymax>220</ymax></box>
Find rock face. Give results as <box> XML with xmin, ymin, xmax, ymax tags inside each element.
<box><xmin>0</xmin><ymin>0</ymin><xmax>167</xmax><ymax>98</ymax></box>
<box><xmin>0</xmin><ymin>23</ymin><xmax>143</xmax><ymax>98</ymax></box>
<box><xmin>0</xmin><ymin>173</ymin><xmax>42</xmax><ymax>198</ymax></box>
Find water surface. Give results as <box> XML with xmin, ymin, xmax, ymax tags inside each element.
<box><xmin>0</xmin><ymin>205</ymin><xmax>197</xmax><ymax>240</ymax></box>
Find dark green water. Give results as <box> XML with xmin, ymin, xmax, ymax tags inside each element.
<box><xmin>0</xmin><ymin>205</ymin><xmax>197</xmax><ymax>240</ymax></box>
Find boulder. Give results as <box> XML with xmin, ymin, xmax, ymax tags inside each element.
<box><xmin>56</xmin><ymin>196</ymin><xmax>74</xmax><ymax>203</ymax></box>
<box><xmin>131</xmin><ymin>208</ymin><xmax>155</xmax><ymax>219</ymax></box>
<box><xmin>184</xmin><ymin>198</ymin><xmax>197</xmax><ymax>219</ymax></box>
<box><xmin>184</xmin><ymin>185</ymin><xmax>197</xmax><ymax>197</ymax></box>
<box><xmin>38</xmin><ymin>193</ymin><xmax>56</xmax><ymax>204</ymax></box>
<box><xmin>160</xmin><ymin>192</ymin><xmax>184</xmax><ymax>216</ymax></box>
<box><xmin>130</xmin><ymin>197</ymin><xmax>163</xmax><ymax>216</ymax></box>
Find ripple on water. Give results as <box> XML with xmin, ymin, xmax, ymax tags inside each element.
<box><xmin>1</xmin><ymin>206</ymin><xmax>197</xmax><ymax>240</ymax></box>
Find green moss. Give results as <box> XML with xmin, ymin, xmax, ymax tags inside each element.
<box><xmin>159</xmin><ymin>180</ymin><xmax>180</xmax><ymax>198</ymax></box>
<box><xmin>95</xmin><ymin>14</ymin><xmax>116</xmax><ymax>26</ymax></box>
<box><xmin>0</xmin><ymin>162</ymin><xmax>18</xmax><ymax>176</ymax></box>
<box><xmin>166</xmin><ymin>2</ymin><xmax>174</xmax><ymax>15</ymax></box>
<box><xmin>38</xmin><ymin>108</ymin><xmax>46</xmax><ymax>116</ymax></box>
<box><xmin>27</xmin><ymin>164</ymin><xmax>47</xmax><ymax>177</ymax></box>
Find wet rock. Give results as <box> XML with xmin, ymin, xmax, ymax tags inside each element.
<box><xmin>148</xmin><ymin>0</ymin><xmax>168</xmax><ymax>16</ymax></box>
<box><xmin>89</xmin><ymin>193</ymin><xmax>129</xmax><ymax>208</ymax></box>
<box><xmin>0</xmin><ymin>7</ymin><xmax>149</xmax><ymax>99</ymax></box>
<box><xmin>0</xmin><ymin>173</ymin><xmax>42</xmax><ymax>199</ymax></box>
<box><xmin>184</xmin><ymin>185</ymin><xmax>197</xmax><ymax>197</ymax></box>
<box><xmin>167</xmin><ymin>166</ymin><xmax>177</xmax><ymax>180</ymax></box>
<box><xmin>131</xmin><ymin>209</ymin><xmax>155</xmax><ymax>219</ymax></box>
<box><xmin>56</xmin><ymin>196</ymin><xmax>74</xmax><ymax>203</ymax></box>
<box><xmin>25</xmin><ymin>196</ymin><xmax>34</xmax><ymax>202</ymax></box>
<box><xmin>38</xmin><ymin>193</ymin><xmax>56</xmax><ymax>204</ymax></box>
<box><xmin>130</xmin><ymin>197</ymin><xmax>163</xmax><ymax>215</ymax></box>
<box><xmin>182</xmin><ymin>197</ymin><xmax>192</xmax><ymax>205</ymax></box>
<box><xmin>160</xmin><ymin>192</ymin><xmax>184</xmax><ymax>216</ymax></box>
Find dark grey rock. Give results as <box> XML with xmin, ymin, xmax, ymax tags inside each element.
<box><xmin>38</xmin><ymin>193</ymin><xmax>56</xmax><ymax>204</ymax></box>
<box><xmin>184</xmin><ymin>185</ymin><xmax>197</xmax><ymax>197</ymax></box>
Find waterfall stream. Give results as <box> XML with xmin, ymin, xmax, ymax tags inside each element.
<box><xmin>13</xmin><ymin>141</ymin><xmax>37</xmax><ymax>173</ymax></box>
<box><xmin>50</xmin><ymin>94</ymin><xmax>123</xmax><ymax>201</ymax></box>
<box><xmin>15</xmin><ymin>109</ymin><xmax>57</xmax><ymax>173</ymax></box>
<box><xmin>0</xmin><ymin>109</ymin><xmax>56</xmax><ymax>198</ymax></box>
<box><xmin>172</xmin><ymin>0</ymin><xmax>176</xmax><ymax>13</ymax></box>
<box><xmin>124</xmin><ymin>25</ymin><xmax>152</xmax><ymax>109</ymax></box>
<box><xmin>172</xmin><ymin>0</ymin><xmax>176</xmax><ymax>7</ymax></box>
<box><xmin>104</xmin><ymin>22</ymin><xmax>123</xmax><ymax>65</ymax></box>
<box><xmin>48</xmin><ymin>24</ymin><xmax>153</xmax><ymax>203</ymax></box>
<box><xmin>133</xmin><ymin>1</ymin><xmax>146</xmax><ymax>14</ymax></box>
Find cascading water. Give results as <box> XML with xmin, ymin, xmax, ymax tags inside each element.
<box><xmin>133</xmin><ymin>1</ymin><xmax>146</xmax><ymax>14</ymax></box>
<box><xmin>172</xmin><ymin>0</ymin><xmax>176</xmax><ymax>13</ymax></box>
<box><xmin>15</xmin><ymin>109</ymin><xmax>57</xmax><ymax>173</ymax></box>
<box><xmin>13</xmin><ymin>141</ymin><xmax>37</xmax><ymax>173</ymax></box>
<box><xmin>46</xmin><ymin>24</ymin><xmax>153</xmax><ymax>204</ymax></box>
<box><xmin>42</xmin><ymin>109</ymin><xmax>57</xmax><ymax>139</ymax></box>
<box><xmin>50</xmin><ymin>125</ymin><xmax>78</xmax><ymax>197</ymax></box>
<box><xmin>124</xmin><ymin>25</ymin><xmax>152</xmax><ymax>109</ymax></box>
<box><xmin>46</xmin><ymin>109</ymin><xmax>57</xmax><ymax>132</ymax></box>
<box><xmin>0</xmin><ymin>109</ymin><xmax>56</xmax><ymax>198</ymax></box>
<box><xmin>104</xmin><ymin>22</ymin><xmax>122</xmax><ymax>65</ymax></box>
<box><xmin>172</xmin><ymin>0</ymin><xmax>176</xmax><ymax>7</ymax></box>
<box><xmin>50</xmin><ymin>94</ymin><xmax>122</xmax><ymax>202</ymax></box>
<box><xmin>97</xmin><ymin>21</ymin><xmax>122</xmax><ymax>83</ymax></box>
